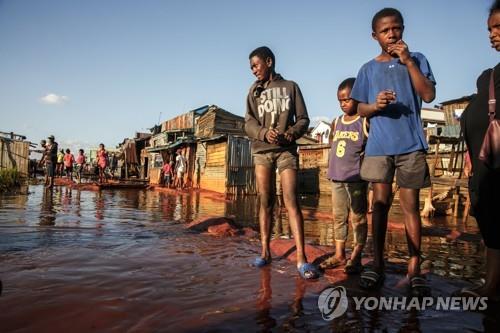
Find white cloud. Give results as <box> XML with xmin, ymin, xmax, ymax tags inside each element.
<box><xmin>39</xmin><ymin>93</ymin><xmax>69</xmax><ymax>105</ymax></box>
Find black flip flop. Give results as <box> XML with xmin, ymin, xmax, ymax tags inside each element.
<box><xmin>409</xmin><ymin>275</ymin><xmax>431</xmax><ymax>297</ymax></box>
<box><xmin>359</xmin><ymin>268</ymin><xmax>385</xmax><ymax>290</ymax></box>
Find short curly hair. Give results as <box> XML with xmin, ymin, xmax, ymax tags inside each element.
<box><xmin>372</xmin><ymin>8</ymin><xmax>404</xmax><ymax>32</ymax></box>
<box><xmin>249</xmin><ymin>46</ymin><xmax>275</xmax><ymax>68</ymax></box>
<box><xmin>491</xmin><ymin>0</ymin><xmax>500</xmax><ymax>17</ymax></box>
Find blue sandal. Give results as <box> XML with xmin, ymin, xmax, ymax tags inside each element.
<box><xmin>254</xmin><ymin>257</ymin><xmax>271</xmax><ymax>268</ymax></box>
<box><xmin>298</xmin><ymin>263</ymin><xmax>320</xmax><ymax>280</ymax></box>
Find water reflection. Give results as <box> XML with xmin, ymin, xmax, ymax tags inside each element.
<box><xmin>255</xmin><ymin>268</ymin><xmax>313</xmax><ymax>332</ymax></box>
<box><xmin>255</xmin><ymin>267</ymin><xmax>276</xmax><ymax>331</ymax></box>
<box><xmin>0</xmin><ymin>185</ymin><xmax>495</xmax><ymax>332</ymax></box>
<box><xmin>39</xmin><ymin>188</ymin><xmax>55</xmax><ymax>226</ymax></box>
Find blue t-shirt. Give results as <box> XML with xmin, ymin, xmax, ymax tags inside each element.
<box><xmin>351</xmin><ymin>52</ymin><xmax>436</xmax><ymax>156</ymax></box>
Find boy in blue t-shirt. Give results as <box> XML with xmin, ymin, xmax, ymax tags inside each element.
<box><xmin>350</xmin><ymin>8</ymin><xmax>436</xmax><ymax>296</ymax></box>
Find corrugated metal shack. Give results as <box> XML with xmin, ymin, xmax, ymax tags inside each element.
<box><xmin>0</xmin><ymin>131</ymin><xmax>30</xmax><ymax>178</ymax></box>
<box><xmin>440</xmin><ymin>95</ymin><xmax>474</xmax><ymax>126</ymax></box>
<box><xmin>194</xmin><ymin>106</ymin><xmax>255</xmax><ymax>196</ymax></box>
<box><xmin>196</xmin><ymin>135</ymin><xmax>255</xmax><ymax>195</ymax></box>
<box><xmin>147</xmin><ymin>106</ymin><xmax>208</xmax><ymax>184</ymax></box>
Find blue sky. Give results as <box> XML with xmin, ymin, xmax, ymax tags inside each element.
<box><xmin>0</xmin><ymin>0</ymin><xmax>497</xmax><ymax>152</ymax></box>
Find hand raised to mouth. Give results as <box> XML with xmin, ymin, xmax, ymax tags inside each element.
<box><xmin>387</xmin><ymin>40</ymin><xmax>412</xmax><ymax>64</ymax></box>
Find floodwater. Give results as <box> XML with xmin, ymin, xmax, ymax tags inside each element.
<box><xmin>0</xmin><ymin>185</ymin><xmax>497</xmax><ymax>332</ymax></box>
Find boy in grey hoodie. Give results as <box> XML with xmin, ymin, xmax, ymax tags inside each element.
<box><xmin>245</xmin><ymin>46</ymin><xmax>319</xmax><ymax>279</ymax></box>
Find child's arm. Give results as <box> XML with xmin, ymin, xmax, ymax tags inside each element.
<box><xmin>357</xmin><ymin>90</ymin><xmax>396</xmax><ymax>117</ymax></box>
<box><xmin>388</xmin><ymin>40</ymin><xmax>435</xmax><ymax>103</ymax></box>
<box><xmin>284</xmin><ymin>84</ymin><xmax>310</xmax><ymax>142</ymax></box>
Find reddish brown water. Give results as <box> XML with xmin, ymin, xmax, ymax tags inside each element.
<box><xmin>0</xmin><ymin>185</ymin><xmax>497</xmax><ymax>332</ymax></box>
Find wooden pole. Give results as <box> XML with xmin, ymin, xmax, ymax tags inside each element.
<box><xmin>125</xmin><ymin>149</ymin><xmax>128</xmax><ymax>179</ymax></box>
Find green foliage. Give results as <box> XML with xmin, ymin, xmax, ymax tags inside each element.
<box><xmin>0</xmin><ymin>168</ymin><xmax>20</xmax><ymax>192</ymax></box>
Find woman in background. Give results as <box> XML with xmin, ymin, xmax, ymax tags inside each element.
<box><xmin>459</xmin><ymin>0</ymin><xmax>500</xmax><ymax>301</ymax></box>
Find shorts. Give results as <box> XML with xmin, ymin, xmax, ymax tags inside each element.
<box><xmin>331</xmin><ymin>181</ymin><xmax>368</xmax><ymax>245</ymax></box>
<box><xmin>252</xmin><ymin>149</ymin><xmax>298</xmax><ymax>174</ymax></box>
<box><xmin>360</xmin><ymin>150</ymin><xmax>430</xmax><ymax>189</ymax></box>
<box><xmin>46</xmin><ymin>163</ymin><xmax>55</xmax><ymax>177</ymax></box>
<box><xmin>65</xmin><ymin>166</ymin><xmax>73</xmax><ymax>173</ymax></box>
<box><xmin>177</xmin><ymin>169</ymin><xmax>185</xmax><ymax>179</ymax></box>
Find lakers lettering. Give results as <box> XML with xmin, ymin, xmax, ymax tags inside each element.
<box><xmin>333</xmin><ymin>130</ymin><xmax>359</xmax><ymax>142</ymax></box>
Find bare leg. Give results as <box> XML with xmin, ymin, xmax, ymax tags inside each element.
<box><xmin>350</xmin><ymin>244</ymin><xmax>364</xmax><ymax>263</ymax></box>
<box><xmin>280</xmin><ymin>169</ymin><xmax>307</xmax><ymax>267</ymax></box>
<box><xmin>255</xmin><ymin>165</ymin><xmax>274</xmax><ymax>261</ymax></box>
<box><xmin>335</xmin><ymin>241</ymin><xmax>346</xmax><ymax>261</ymax></box>
<box><xmin>473</xmin><ymin>248</ymin><xmax>500</xmax><ymax>300</ymax></box>
<box><xmin>368</xmin><ymin>188</ymin><xmax>374</xmax><ymax>213</ymax></box>
<box><xmin>399</xmin><ymin>188</ymin><xmax>422</xmax><ymax>277</ymax></box>
<box><xmin>48</xmin><ymin>175</ymin><xmax>54</xmax><ymax>189</ymax></box>
<box><xmin>371</xmin><ymin>183</ymin><xmax>392</xmax><ymax>272</ymax></box>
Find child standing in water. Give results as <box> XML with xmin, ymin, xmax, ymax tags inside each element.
<box><xmin>63</xmin><ymin>149</ymin><xmax>75</xmax><ymax>181</ymax></box>
<box><xmin>75</xmin><ymin>149</ymin><xmax>86</xmax><ymax>183</ymax></box>
<box><xmin>245</xmin><ymin>46</ymin><xmax>319</xmax><ymax>280</ymax></box>
<box><xmin>162</xmin><ymin>159</ymin><xmax>173</xmax><ymax>188</ymax></box>
<box><xmin>323</xmin><ymin>77</ymin><xmax>368</xmax><ymax>274</ymax></box>
<box><xmin>97</xmin><ymin>143</ymin><xmax>108</xmax><ymax>184</ymax></box>
<box><xmin>57</xmin><ymin>149</ymin><xmax>64</xmax><ymax>177</ymax></box>
<box><xmin>351</xmin><ymin>8</ymin><xmax>436</xmax><ymax>296</ymax></box>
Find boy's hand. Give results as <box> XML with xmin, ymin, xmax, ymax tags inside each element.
<box><xmin>266</xmin><ymin>128</ymin><xmax>294</xmax><ymax>145</ymax></box>
<box><xmin>265</xmin><ymin>128</ymin><xmax>279</xmax><ymax>144</ymax></box>
<box><xmin>283</xmin><ymin>132</ymin><xmax>294</xmax><ymax>142</ymax></box>
<box><xmin>387</xmin><ymin>40</ymin><xmax>412</xmax><ymax>65</ymax></box>
<box><xmin>375</xmin><ymin>90</ymin><xmax>396</xmax><ymax>111</ymax></box>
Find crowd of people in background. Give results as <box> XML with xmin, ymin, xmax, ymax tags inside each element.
<box><xmin>33</xmin><ymin>135</ymin><xmax>189</xmax><ymax>191</ymax></box>
<box><xmin>35</xmin><ymin>136</ymin><xmax>120</xmax><ymax>188</ymax></box>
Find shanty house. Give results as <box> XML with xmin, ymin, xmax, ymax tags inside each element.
<box><xmin>194</xmin><ymin>106</ymin><xmax>255</xmax><ymax>196</ymax></box>
<box><xmin>0</xmin><ymin>131</ymin><xmax>30</xmax><ymax>178</ymax></box>
<box><xmin>147</xmin><ymin>106</ymin><xmax>208</xmax><ymax>184</ymax></box>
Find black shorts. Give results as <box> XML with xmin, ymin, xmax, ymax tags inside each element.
<box><xmin>46</xmin><ymin>163</ymin><xmax>55</xmax><ymax>177</ymax></box>
<box><xmin>360</xmin><ymin>150</ymin><xmax>431</xmax><ymax>189</ymax></box>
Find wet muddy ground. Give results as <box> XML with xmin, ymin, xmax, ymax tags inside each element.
<box><xmin>0</xmin><ymin>185</ymin><xmax>497</xmax><ymax>332</ymax></box>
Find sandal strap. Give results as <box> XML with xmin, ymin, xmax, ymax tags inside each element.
<box><xmin>298</xmin><ymin>263</ymin><xmax>320</xmax><ymax>279</ymax></box>
<box><xmin>410</xmin><ymin>276</ymin><xmax>429</xmax><ymax>290</ymax></box>
<box><xmin>460</xmin><ymin>288</ymin><xmax>482</xmax><ymax>297</ymax></box>
<box><xmin>361</xmin><ymin>270</ymin><xmax>380</xmax><ymax>282</ymax></box>
<box><xmin>410</xmin><ymin>276</ymin><xmax>427</xmax><ymax>285</ymax></box>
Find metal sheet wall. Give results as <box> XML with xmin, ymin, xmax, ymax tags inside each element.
<box><xmin>226</xmin><ymin>136</ymin><xmax>256</xmax><ymax>196</ymax></box>
<box><xmin>0</xmin><ymin>138</ymin><xmax>30</xmax><ymax>178</ymax></box>
<box><xmin>161</xmin><ymin>112</ymin><xmax>194</xmax><ymax>132</ymax></box>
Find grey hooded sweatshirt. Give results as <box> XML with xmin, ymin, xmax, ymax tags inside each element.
<box><xmin>245</xmin><ymin>74</ymin><xmax>310</xmax><ymax>153</ymax></box>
